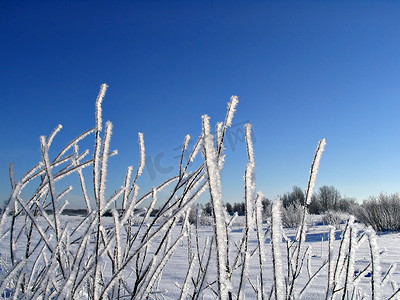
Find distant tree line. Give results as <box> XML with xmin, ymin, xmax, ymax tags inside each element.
<box><xmin>282</xmin><ymin>185</ymin><xmax>358</xmax><ymax>215</ymax></box>
<box><xmin>201</xmin><ymin>197</ymin><xmax>271</xmax><ymax>217</ymax></box>
<box><xmin>198</xmin><ymin>185</ymin><xmax>400</xmax><ymax>232</ymax></box>
<box><xmin>201</xmin><ymin>185</ymin><xmax>358</xmax><ymax>218</ymax></box>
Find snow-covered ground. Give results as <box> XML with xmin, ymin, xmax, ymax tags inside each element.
<box><xmin>2</xmin><ymin>214</ymin><xmax>399</xmax><ymax>299</ymax></box>
<box><xmin>159</xmin><ymin>221</ymin><xmax>400</xmax><ymax>299</ymax></box>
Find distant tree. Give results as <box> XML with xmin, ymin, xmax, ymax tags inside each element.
<box><xmin>102</xmin><ymin>210</ymin><xmax>113</xmax><ymax>217</ymax></box>
<box><xmin>281</xmin><ymin>186</ymin><xmax>305</xmax><ymax>208</ymax></box>
<box><xmin>199</xmin><ymin>203</ymin><xmax>213</xmax><ymax>225</ymax></box>
<box><xmin>203</xmin><ymin>202</ymin><xmax>212</xmax><ymax>216</ymax></box>
<box><xmin>318</xmin><ymin>185</ymin><xmax>341</xmax><ymax>211</ymax></box>
<box><xmin>261</xmin><ymin>197</ymin><xmax>272</xmax><ymax>219</ymax></box>
<box><xmin>150</xmin><ymin>208</ymin><xmax>160</xmax><ymax>217</ymax></box>
<box><xmin>308</xmin><ymin>194</ymin><xmax>323</xmax><ymax>214</ymax></box>
<box><xmin>222</xmin><ymin>197</ymin><xmax>272</xmax><ymax>219</ymax></box>
<box><xmin>233</xmin><ymin>202</ymin><xmax>245</xmax><ymax>216</ymax></box>
<box><xmin>261</xmin><ymin>197</ymin><xmax>271</xmax><ymax>209</ymax></box>
<box><xmin>225</xmin><ymin>202</ymin><xmax>234</xmax><ymax>215</ymax></box>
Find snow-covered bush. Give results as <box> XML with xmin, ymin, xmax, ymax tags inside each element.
<box><xmin>322</xmin><ymin>210</ymin><xmax>342</xmax><ymax>229</ymax></box>
<box><xmin>1</xmin><ymin>85</ymin><xmax>399</xmax><ymax>299</ymax></box>
<box><xmin>356</xmin><ymin>193</ymin><xmax>400</xmax><ymax>232</ymax></box>
<box><xmin>281</xmin><ymin>200</ymin><xmax>303</xmax><ymax>228</ymax></box>
<box><xmin>0</xmin><ymin>84</ymin><xmax>211</xmax><ymax>299</ymax></box>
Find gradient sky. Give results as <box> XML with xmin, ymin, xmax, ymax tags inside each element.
<box><xmin>1</xmin><ymin>1</ymin><xmax>400</xmax><ymax>208</ymax></box>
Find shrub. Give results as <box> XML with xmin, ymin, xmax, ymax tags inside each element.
<box><xmin>356</xmin><ymin>193</ymin><xmax>400</xmax><ymax>232</ymax></box>
<box><xmin>281</xmin><ymin>200</ymin><xmax>303</xmax><ymax>228</ymax></box>
<box><xmin>1</xmin><ymin>85</ymin><xmax>211</xmax><ymax>299</ymax></box>
<box><xmin>322</xmin><ymin>210</ymin><xmax>342</xmax><ymax>229</ymax></box>
<box><xmin>337</xmin><ymin>196</ymin><xmax>358</xmax><ymax>214</ymax></box>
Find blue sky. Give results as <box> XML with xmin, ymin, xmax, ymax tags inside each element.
<box><xmin>1</xmin><ymin>1</ymin><xmax>400</xmax><ymax>207</ymax></box>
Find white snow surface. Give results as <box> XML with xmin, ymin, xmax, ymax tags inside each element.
<box><xmin>1</xmin><ymin>215</ymin><xmax>400</xmax><ymax>299</ymax></box>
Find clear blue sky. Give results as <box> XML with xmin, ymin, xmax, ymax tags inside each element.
<box><xmin>1</xmin><ymin>1</ymin><xmax>400</xmax><ymax>207</ymax></box>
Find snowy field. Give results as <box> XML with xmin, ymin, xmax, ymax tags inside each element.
<box><xmin>2</xmin><ymin>214</ymin><xmax>399</xmax><ymax>299</ymax></box>
<box><xmin>144</xmin><ymin>218</ymin><xmax>400</xmax><ymax>299</ymax></box>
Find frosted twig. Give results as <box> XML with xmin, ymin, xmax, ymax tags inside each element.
<box><xmin>297</xmin><ymin>259</ymin><xmax>328</xmax><ymax>299</ymax></box>
<box><xmin>225</xmin><ymin>96</ymin><xmax>239</xmax><ymax>128</ymax></box>
<box><xmin>73</xmin><ymin>145</ymin><xmax>91</xmax><ymax>213</ymax></box>
<box><xmin>288</xmin><ymin>139</ymin><xmax>326</xmax><ymax>299</ymax></box>
<box><xmin>137</xmin><ymin>132</ymin><xmax>145</xmax><ymax>176</ymax></box>
<box><xmin>202</xmin><ymin>114</ymin><xmax>231</xmax><ymax>299</ymax></box>
<box><xmin>389</xmin><ymin>287</ymin><xmax>400</xmax><ymax>300</ymax></box>
<box><xmin>238</xmin><ymin>124</ymin><xmax>256</xmax><ymax>299</ymax></box>
<box><xmin>326</xmin><ymin>226</ymin><xmax>335</xmax><ymax>299</ymax></box>
<box><xmin>47</xmin><ymin>124</ymin><xmax>62</xmax><ymax>148</ymax></box>
<box><xmin>8</xmin><ymin>163</ymin><xmax>16</xmax><ymax>190</ymax></box>
<box><xmin>40</xmin><ymin>136</ymin><xmax>61</xmax><ymax>239</ymax></box>
<box><xmin>343</xmin><ymin>221</ymin><xmax>357</xmax><ymax>299</ymax></box>
<box><xmin>271</xmin><ymin>199</ymin><xmax>285</xmax><ymax>300</ymax></box>
<box><xmin>53</xmin><ymin>127</ymin><xmax>95</xmax><ymax>163</ymax></box>
<box><xmin>0</xmin><ymin>260</ymin><xmax>25</xmax><ymax>296</ymax></box>
<box><xmin>98</xmin><ymin>121</ymin><xmax>113</xmax><ymax>209</ymax></box>
<box><xmin>122</xmin><ymin>166</ymin><xmax>133</xmax><ymax>211</ymax></box>
<box><xmin>179</xmin><ymin>134</ymin><xmax>191</xmax><ymax>176</ymax></box>
<box><xmin>367</xmin><ymin>228</ymin><xmax>382</xmax><ymax>299</ymax></box>
<box><xmin>99</xmin><ymin>187</ymin><xmax>124</xmax><ymax>217</ymax></box>
<box><xmin>217</xmin><ymin>95</ymin><xmax>239</xmax><ymax>155</ymax></box>
<box><xmin>382</xmin><ymin>264</ymin><xmax>397</xmax><ymax>287</ymax></box>
<box><xmin>255</xmin><ymin>192</ymin><xmax>267</xmax><ymax>299</ymax></box>
<box><xmin>305</xmin><ymin>139</ymin><xmax>326</xmax><ymax>205</ymax></box>
<box><xmin>216</xmin><ymin>122</ymin><xmax>223</xmax><ymax>148</ymax></box>
<box><xmin>331</xmin><ymin>218</ymin><xmax>352</xmax><ymax>297</ymax></box>
<box><xmin>187</xmin><ymin>136</ymin><xmax>202</xmax><ymax>164</ymax></box>
<box><xmin>244</xmin><ymin>124</ymin><xmax>255</xmax><ymax>230</ymax></box>
<box><xmin>93</xmin><ymin>84</ymin><xmax>108</xmax><ymax>206</ymax></box>
<box><xmin>179</xmin><ymin>255</ymin><xmax>197</xmax><ymax>300</ymax></box>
